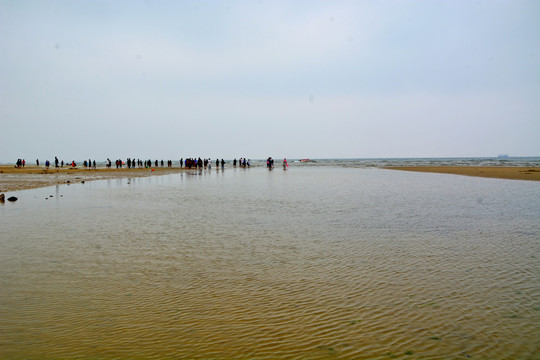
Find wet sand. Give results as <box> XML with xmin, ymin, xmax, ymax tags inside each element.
<box><xmin>384</xmin><ymin>166</ymin><xmax>540</xmax><ymax>181</ymax></box>
<box><xmin>0</xmin><ymin>165</ymin><xmax>190</xmax><ymax>192</ymax></box>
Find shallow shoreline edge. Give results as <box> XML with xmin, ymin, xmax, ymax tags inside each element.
<box><xmin>382</xmin><ymin>166</ymin><xmax>540</xmax><ymax>181</ymax></box>
<box><xmin>0</xmin><ymin>166</ymin><xmax>191</xmax><ymax>192</ymax></box>
<box><xmin>2</xmin><ymin>165</ymin><xmax>539</xmax><ymax>193</ymax></box>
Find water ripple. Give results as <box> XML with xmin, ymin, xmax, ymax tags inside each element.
<box><xmin>1</xmin><ymin>167</ymin><xmax>539</xmax><ymax>359</ymax></box>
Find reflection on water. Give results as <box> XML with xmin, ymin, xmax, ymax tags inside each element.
<box><xmin>1</xmin><ymin>167</ymin><xmax>539</xmax><ymax>359</ymax></box>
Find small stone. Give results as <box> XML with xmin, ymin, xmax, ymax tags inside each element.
<box><xmin>0</xmin><ymin>193</ymin><xmax>4</xmax><ymax>202</ymax></box>
<box><xmin>7</xmin><ymin>196</ymin><xmax>18</xmax><ymax>202</ymax></box>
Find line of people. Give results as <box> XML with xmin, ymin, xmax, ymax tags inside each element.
<box><xmin>107</xmin><ymin>158</ymin><xmax>178</xmax><ymax>169</ymax></box>
<box><xmin>22</xmin><ymin>157</ymin><xmax>80</xmax><ymax>169</ymax></box>
<box><xmin>15</xmin><ymin>157</ymin><xmax>284</xmax><ymax>170</ymax></box>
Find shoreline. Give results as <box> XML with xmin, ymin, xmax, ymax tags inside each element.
<box><xmin>0</xmin><ymin>166</ymin><xmax>191</xmax><ymax>192</ymax></box>
<box><xmin>1</xmin><ymin>165</ymin><xmax>539</xmax><ymax>193</ymax></box>
<box><xmin>383</xmin><ymin>166</ymin><xmax>540</xmax><ymax>181</ymax></box>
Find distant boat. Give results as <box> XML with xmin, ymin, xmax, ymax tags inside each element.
<box><xmin>300</xmin><ymin>159</ymin><xmax>313</xmax><ymax>162</ymax></box>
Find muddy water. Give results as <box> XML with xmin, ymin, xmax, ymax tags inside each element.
<box><xmin>1</xmin><ymin>167</ymin><xmax>539</xmax><ymax>359</ymax></box>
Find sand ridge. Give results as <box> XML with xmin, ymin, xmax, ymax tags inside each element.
<box><xmin>0</xmin><ymin>165</ymin><xmax>190</xmax><ymax>192</ymax></box>
<box><xmin>384</xmin><ymin>166</ymin><xmax>540</xmax><ymax>181</ymax></box>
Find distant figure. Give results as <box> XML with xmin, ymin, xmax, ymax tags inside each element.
<box><xmin>216</xmin><ymin>159</ymin><xmax>219</xmax><ymax>168</ymax></box>
<box><xmin>36</xmin><ymin>159</ymin><xmax>39</xmax><ymax>166</ymax></box>
<box><xmin>55</xmin><ymin>157</ymin><xmax>59</xmax><ymax>168</ymax></box>
<box><xmin>283</xmin><ymin>158</ymin><xmax>288</xmax><ymax>170</ymax></box>
<box><xmin>221</xmin><ymin>159</ymin><xmax>225</xmax><ymax>169</ymax></box>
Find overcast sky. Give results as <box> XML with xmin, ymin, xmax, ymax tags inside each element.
<box><xmin>1</xmin><ymin>0</ymin><xmax>539</xmax><ymax>162</ymax></box>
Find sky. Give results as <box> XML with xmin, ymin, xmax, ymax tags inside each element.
<box><xmin>1</xmin><ymin>0</ymin><xmax>539</xmax><ymax>162</ymax></box>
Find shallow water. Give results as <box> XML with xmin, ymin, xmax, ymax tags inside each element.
<box><xmin>1</xmin><ymin>166</ymin><xmax>539</xmax><ymax>359</ymax></box>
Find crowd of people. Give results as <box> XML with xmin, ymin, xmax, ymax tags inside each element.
<box><xmin>13</xmin><ymin>157</ymin><xmax>290</xmax><ymax>170</ymax></box>
<box><xmin>233</xmin><ymin>158</ymin><xmax>250</xmax><ymax>167</ymax></box>
<box><xmin>14</xmin><ymin>157</ymin><xmax>83</xmax><ymax>169</ymax></box>
<box><xmin>101</xmin><ymin>158</ymin><xmax>232</xmax><ymax>169</ymax></box>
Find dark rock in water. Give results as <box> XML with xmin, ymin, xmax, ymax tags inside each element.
<box><xmin>81</xmin><ymin>181</ymin><xmax>85</xmax><ymax>184</ymax></box>
<box><xmin>0</xmin><ymin>193</ymin><xmax>4</xmax><ymax>202</ymax></box>
<box><xmin>7</xmin><ymin>196</ymin><xmax>18</xmax><ymax>202</ymax></box>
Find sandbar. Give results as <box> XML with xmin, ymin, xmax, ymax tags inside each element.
<box><xmin>0</xmin><ymin>165</ymin><xmax>190</xmax><ymax>192</ymax></box>
<box><xmin>384</xmin><ymin>166</ymin><xmax>540</xmax><ymax>181</ymax></box>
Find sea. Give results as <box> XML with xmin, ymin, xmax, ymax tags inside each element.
<box><xmin>1</xmin><ymin>158</ymin><xmax>539</xmax><ymax>360</ymax></box>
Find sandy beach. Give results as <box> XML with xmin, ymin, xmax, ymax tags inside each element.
<box><xmin>0</xmin><ymin>165</ymin><xmax>189</xmax><ymax>192</ymax></box>
<box><xmin>384</xmin><ymin>166</ymin><xmax>540</xmax><ymax>181</ymax></box>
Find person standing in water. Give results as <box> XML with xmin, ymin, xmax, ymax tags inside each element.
<box><xmin>283</xmin><ymin>158</ymin><xmax>288</xmax><ymax>170</ymax></box>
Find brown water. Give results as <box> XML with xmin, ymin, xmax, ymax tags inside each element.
<box><xmin>1</xmin><ymin>167</ymin><xmax>539</xmax><ymax>359</ymax></box>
